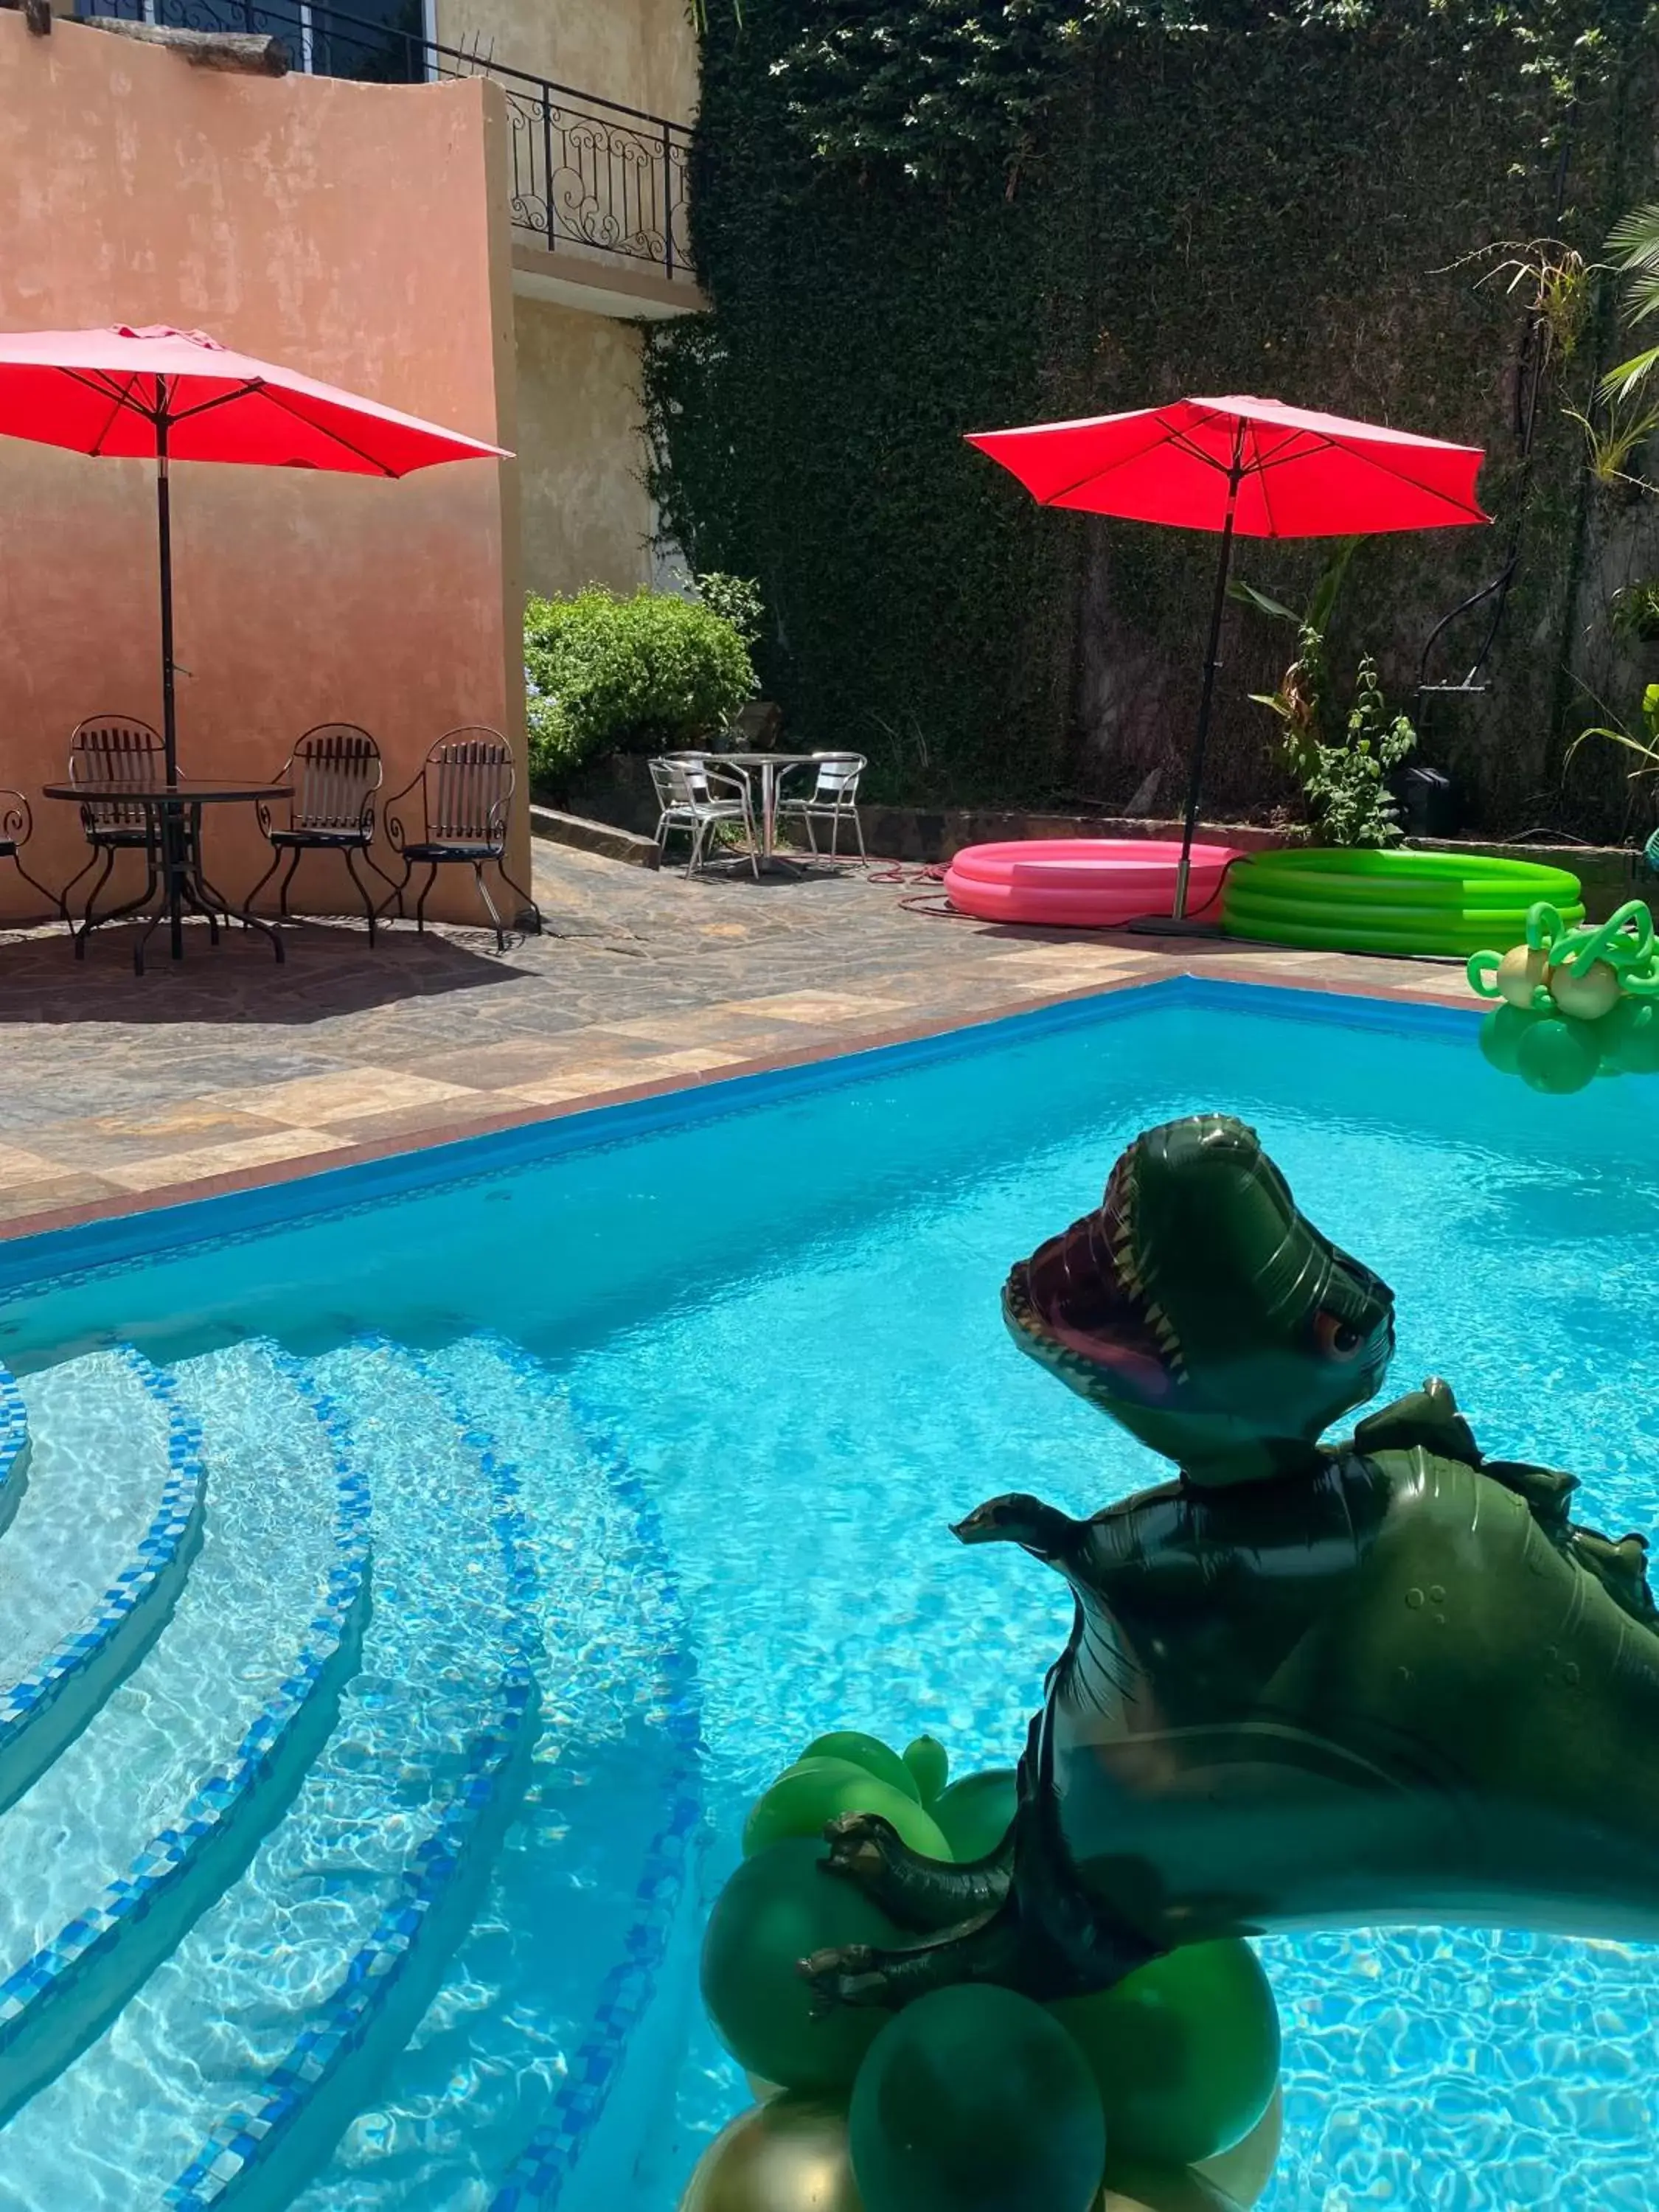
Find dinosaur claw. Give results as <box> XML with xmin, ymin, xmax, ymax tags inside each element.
<box><xmin>799</xmin><ymin>1943</ymin><xmax>887</xmax><ymax>2015</ymax></box>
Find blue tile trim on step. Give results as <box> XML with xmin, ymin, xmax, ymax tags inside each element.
<box><xmin>0</xmin><ymin>1351</ymin><xmax>204</xmax><ymax>1782</ymax></box>
<box><xmin>0</xmin><ymin>1346</ymin><xmax>372</xmax><ymax>2114</ymax></box>
<box><xmin>0</xmin><ymin>1357</ymin><xmax>32</xmax><ymax>1539</ymax></box>
<box><xmin>0</xmin><ymin>977</ymin><xmax>1480</xmax><ymax>1308</ymax></box>
<box><xmin>487</xmin><ymin>1346</ymin><xmax>705</xmax><ymax>2212</ymax></box>
<box><xmin>163</xmin><ymin>1338</ymin><xmax>544</xmax><ymax>2212</ymax></box>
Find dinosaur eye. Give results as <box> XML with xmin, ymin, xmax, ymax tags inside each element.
<box><xmin>1313</xmin><ymin>1310</ymin><xmax>1365</xmax><ymax>1360</ymax></box>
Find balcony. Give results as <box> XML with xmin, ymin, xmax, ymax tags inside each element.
<box><xmin>78</xmin><ymin>0</ymin><xmax>699</xmax><ymax>307</ymax></box>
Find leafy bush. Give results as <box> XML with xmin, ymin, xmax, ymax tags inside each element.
<box><xmin>524</xmin><ymin>581</ymin><xmax>758</xmax><ymax>787</ymax></box>
<box><xmin>1234</xmin><ymin>542</ymin><xmax>1416</xmax><ymax>846</ymax></box>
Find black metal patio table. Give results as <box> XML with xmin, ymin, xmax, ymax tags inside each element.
<box><xmin>42</xmin><ymin>779</ymin><xmax>293</xmax><ymax>973</ymax></box>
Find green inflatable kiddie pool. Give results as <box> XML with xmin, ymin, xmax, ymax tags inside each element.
<box><xmin>1221</xmin><ymin>846</ymin><xmax>1585</xmax><ymax>958</ymax></box>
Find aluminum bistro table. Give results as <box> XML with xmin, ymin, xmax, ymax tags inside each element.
<box><xmin>43</xmin><ymin>778</ymin><xmax>293</xmax><ymax>973</ymax></box>
<box><xmin>720</xmin><ymin>751</ymin><xmax>825</xmax><ymax>872</ymax></box>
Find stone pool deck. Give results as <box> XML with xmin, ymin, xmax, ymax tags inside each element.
<box><xmin>0</xmin><ymin>845</ymin><xmax>1477</xmax><ymax>1234</ymax></box>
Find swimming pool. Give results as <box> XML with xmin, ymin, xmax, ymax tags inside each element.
<box><xmin>0</xmin><ymin>975</ymin><xmax>1652</xmax><ymax>2210</ymax></box>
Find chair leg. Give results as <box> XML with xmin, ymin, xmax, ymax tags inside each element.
<box><xmin>496</xmin><ymin>856</ymin><xmax>543</xmax><ymax>936</ymax></box>
<box><xmin>9</xmin><ymin>852</ymin><xmax>61</xmax><ymax>924</ymax></box>
<box><xmin>414</xmin><ymin>862</ymin><xmax>439</xmax><ymax>934</ymax></box>
<box><xmin>72</xmin><ymin>845</ymin><xmax>116</xmax><ymax>960</ymax></box>
<box><xmin>344</xmin><ymin>845</ymin><xmax>378</xmax><ymax>946</ymax></box>
<box><xmin>473</xmin><ymin>860</ymin><xmax>507</xmax><ymax>953</ymax></box>
<box><xmin>803</xmin><ymin>811</ymin><xmax>818</xmax><ymax>855</ymax></box>
<box><xmin>277</xmin><ymin>845</ymin><xmax>302</xmax><ymax>922</ymax></box>
<box><xmin>746</xmin><ymin>814</ymin><xmax>759</xmax><ymax>882</ymax></box>
<box><xmin>246</xmin><ymin>843</ymin><xmax>283</xmax><ymax>920</ymax></box>
<box><xmin>686</xmin><ymin>818</ymin><xmax>703</xmax><ymax>879</ymax></box>
<box><xmin>830</xmin><ymin>810</ymin><xmax>841</xmax><ymax>858</ymax></box>
<box><xmin>58</xmin><ymin>846</ymin><xmax>99</xmax><ymax>928</ymax></box>
<box><xmin>852</xmin><ymin>807</ymin><xmax>867</xmax><ymax>863</ymax></box>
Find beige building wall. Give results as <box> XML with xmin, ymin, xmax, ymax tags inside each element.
<box><xmin>515</xmin><ymin>297</ymin><xmax>654</xmax><ymax>599</ymax></box>
<box><xmin>434</xmin><ymin>0</ymin><xmax>698</xmax><ymax>124</ymax></box>
<box><xmin>0</xmin><ymin>14</ymin><xmax>531</xmax><ymax>930</ymax></box>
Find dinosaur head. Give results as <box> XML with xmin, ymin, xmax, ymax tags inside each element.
<box><xmin>1003</xmin><ymin>1113</ymin><xmax>1395</xmax><ymax>1486</ymax></box>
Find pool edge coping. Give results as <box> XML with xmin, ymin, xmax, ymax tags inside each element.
<box><xmin>0</xmin><ymin>965</ymin><xmax>1480</xmax><ymax>1297</ymax></box>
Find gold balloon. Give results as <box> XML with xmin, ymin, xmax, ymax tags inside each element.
<box><xmin>1548</xmin><ymin>959</ymin><xmax>1621</xmax><ymax>1021</ymax></box>
<box><xmin>1496</xmin><ymin>944</ymin><xmax>1549</xmax><ymax>1010</ymax></box>
<box><xmin>1098</xmin><ymin>2081</ymin><xmax>1283</xmax><ymax>2212</ymax></box>
<box><xmin>1194</xmin><ymin>2081</ymin><xmax>1283</xmax><ymax>2207</ymax></box>
<box><xmin>679</xmin><ymin>2095</ymin><xmax>864</xmax><ymax>2212</ymax></box>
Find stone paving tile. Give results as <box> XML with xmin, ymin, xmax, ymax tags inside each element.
<box><xmin>97</xmin><ymin>1127</ymin><xmax>353</xmax><ymax>1194</ymax></box>
<box><xmin>216</xmin><ymin>1068</ymin><xmax>487</xmax><ymax>1127</ymax></box>
<box><xmin>0</xmin><ymin>843</ymin><xmax>1475</xmax><ymax>1233</ymax></box>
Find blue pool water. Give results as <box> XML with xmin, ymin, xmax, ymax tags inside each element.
<box><xmin>0</xmin><ymin>978</ymin><xmax>1654</xmax><ymax>2209</ymax></box>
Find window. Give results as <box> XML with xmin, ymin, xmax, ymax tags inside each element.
<box><xmin>77</xmin><ymin>0</ymin><xmax>429</xmax><ymax>84</ymax></box>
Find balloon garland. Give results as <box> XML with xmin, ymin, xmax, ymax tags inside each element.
<box><xmin>684</xmin><ymin>1728</ymin><xmax>1283</xmax><ymax>2212</ymax></box>
<box><xmin>1467</xmin><ymin>898</ymin><xmax>1659</xmax><ymax>1091</ymax></box>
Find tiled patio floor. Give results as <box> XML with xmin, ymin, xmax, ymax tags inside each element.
<box><xmin>0</xmin><ymin>844</ymin><xmax>1476</xmax><ymax>1234</ymax></box>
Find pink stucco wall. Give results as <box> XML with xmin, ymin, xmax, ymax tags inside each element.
<box><xmin>0</xmin><ymin>13</ymin><xmax>529</xmax><ymax>930</ymax></box>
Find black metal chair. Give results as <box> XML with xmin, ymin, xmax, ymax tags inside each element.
<box><xmin>0</xmin><ymin>791</ymin><xmax>58</xmax><ymax>920</ymax></box>
<box><xmin>63</xmin><ymin>717</ymin><xmax>168</xmax><ymax>951</ymax></box>
<box><xmin>251</xmin><ymin>724</ymin><xmax>389</xmax><ymax>943</ymax></box>
<box><xmin>380</xmin><ymin>728</ymin><xmax>543</xmax><ymax>952</ymax></box>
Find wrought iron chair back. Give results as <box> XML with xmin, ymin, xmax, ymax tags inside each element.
<box><xmin>378</xmin><ymin>729</ymin><xmax>540</xmax><ymax>951</ymax></box>
<box><xmin>68</xmin><ymin>719</ymin><xmax>165</xmax><ymax>837</ymax></box>
<box><xmin>425</xmin><ymin>729</ymin><xmax>513</xmax><ymax>850</ymax></box>
<box><xmin>290</xmin><ymin>726</ymin><xmax>382</xmax><ymax>833</ymax></box>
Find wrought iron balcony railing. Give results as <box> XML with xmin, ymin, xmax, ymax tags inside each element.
<box><xmin>80</xmin><ymin>0</ymin><xmax>695</xmax><ymax>282</ymax></box>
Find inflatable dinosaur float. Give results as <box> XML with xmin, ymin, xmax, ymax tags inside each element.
<box><xmin>804</xmin><ymin>1112</ymin><xmax>1659</xmax><ymax>2014</ymax></box>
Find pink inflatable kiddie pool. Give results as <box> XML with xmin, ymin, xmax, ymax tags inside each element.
<box><xmin>943</xmin><ymin>839</ymin><xmax>1241</xmax><ymax>927</ymax></box>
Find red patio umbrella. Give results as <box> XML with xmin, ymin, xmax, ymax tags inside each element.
<box><xmin>967</xmin><ymin>394</ymin><xmax>1489</xmax><ymax>920</ymax></box>
<box><xmin>0</xmin><ymin>323</ymin><xmax>509</xmax><ymax>783</ymax></box>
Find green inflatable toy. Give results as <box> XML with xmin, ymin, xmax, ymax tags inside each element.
<box><xmin>1051</xmin><ymin>1939</ymin><xmax>1280</xmax><ymax>2164</ymax></box>
<box><xmin>700</xmin><ymin>1838</ymin><xmax>908</xmax><ymax>2093</ymax></box>
<box><xmin>795</xmin><ymin>1115</ymin><xmax>1659</xmax><ymax>2023</ymax></box>
<box><xmin>1469</xmin><ymin>897</ymin><xmax>1659</xmax><ymax>1089</ymax></box>
<box><xmin>902</xmin><ymin>1734</ymin><xmax>950</xmax><ymax>1806</ymax></box>
<box><xmin>930</xmin><ymin>1769</ymin><xmax>1018</xmax><ymax>1864</ymax></box>
<box><xmin>848</xmin><ymin>1985</ymin><xmax>1105</xmax><ymax>2212</ymax></box>
<box><xmin>743</xmin><ymin>1760</ymin><xmax>952</xmax><ymax>1862</ymax></box>
<box><xmin>799</xmin><ymin>1732</ymin><xmax>921</xmax><ymax>1802</ymax></box>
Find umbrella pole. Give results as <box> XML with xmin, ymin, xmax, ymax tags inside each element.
<box><xmin>1172</xmin><ymin>432</ymin><xmax>1246</xmax><ymax>922</ymax></box>
<box><xmin>156</xmin><ymin>413</ymin><xmax>178</xmax><ymax>787</ymax></box>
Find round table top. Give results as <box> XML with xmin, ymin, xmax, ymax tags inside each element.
<box><xmin>719</xmin><ymin>751</ymin><xmax>830</xmax><ymax>766</ymax></box>
<box><xmin>43</xmin><ymin>779</ymin><xmax>294</xmax><ymax>804</ymax></box>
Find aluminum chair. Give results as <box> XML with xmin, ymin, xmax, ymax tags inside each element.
<box><xmin>380</xmin><ymin>728</ymin><xmax>542</xmax><ymax>951</ymax></box>
<box><xmin>649</xmin><ymin>753</ymin><xmax>759</xmax><ymax>880</ymax></box>
<box><xmin>251</xmin><ymin>724</ymin><xmax>389</xmax><ymax>942</ymax></box>
<box><xmin>773</xmin><ymin>751</ymin><xmax>868</xmax><ymax>862</ymax></box>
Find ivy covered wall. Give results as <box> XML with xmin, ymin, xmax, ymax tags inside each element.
<box><xmin>645</xmin><ymin>1</ymin><xmax>1659</xmax><ymax>837</ymax></box>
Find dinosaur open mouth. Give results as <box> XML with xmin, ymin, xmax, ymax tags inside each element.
<box><xmin>1005</xmin><ymin>1155</ymin><xmax>1183</xmax><ymax>1402</ymax></box>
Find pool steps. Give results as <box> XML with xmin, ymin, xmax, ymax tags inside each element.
<box><xmin>0</xmin><ymin>1338</ymin><xmax>702</xmax><ymax>2211</ymax></box>
<box><xmin>0</xmin><ymin>1352</ymin><xmax>204</xmax><ymax>1818</ymax></box>
<box><xmin>0</xmin><ymin>1344</ymin><xmax>371</xmax><ymax>2127</ymax></box>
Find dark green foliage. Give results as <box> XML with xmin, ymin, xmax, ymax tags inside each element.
<box><xmin>647</xmin><ymin>0</ymin><xmax>1659</xmax><ymax>829</ymax></box>
<box><xmin>522</xmin><ymin>585</ymin><xmax>757</xmax><ymax>785</ymax></box>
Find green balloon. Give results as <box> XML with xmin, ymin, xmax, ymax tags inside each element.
<box><xmin>745</xmin><ymin>1761</ymin><xmax>954</xmax><ymax>1862</ymax></box>
<box><xmin>1602</xmin><ymin>995</ymin><xmax>1659</xmax><ymax>1074</ymax></box>
<box><xmin>800</xmin><ymin>1731</ymin><xmax>922</xmax><ymax>1803</ymax></box>
<box><xmin>1051</xmin><ymin>1939</ymin><xmax>1280</xmax><ymax>2167</ymax></box>
<box><xmin>903</xmin><ymin>1733</ymin><xmax>950</xmax><ymax>1806</ymax></box>
<box><xmin>1478</xmin><ymin>1002</ymin><xmax>1537</xmax><ymax>1076</ymax></box>
<box><xmin>849</xmin><ymin>1984</ymin><xmax>1105</xmax><ymax>2212</ymax></box>
<box><xmin>699</xmin><ymin>1837</ymin><xmax>905</xmax><ymax>2093</ymax></box>
<box><xmin>930</xmin><ymin>1769</ymin><xmax>1018</xmax><ymax>1863</ymax></box>
<box><xmin>1514</xmin><ymin>1012</ymin><xmax>1601</xmax><ymax>1094</ymax></box>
